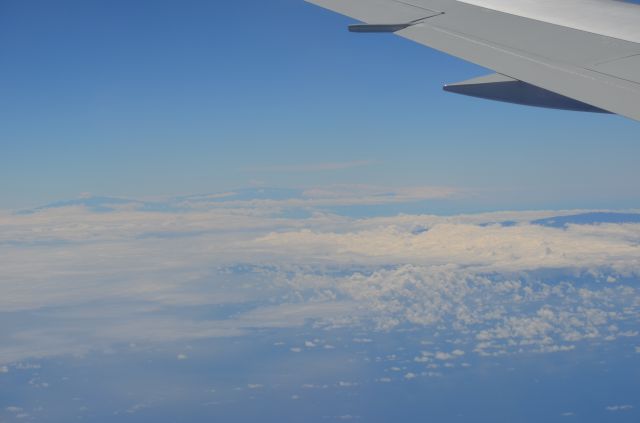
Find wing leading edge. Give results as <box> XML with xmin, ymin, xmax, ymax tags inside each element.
<box><xmin>306</xmin><ymin>0</ymin><xmax>640</xmax><ymax>120</ymax></box>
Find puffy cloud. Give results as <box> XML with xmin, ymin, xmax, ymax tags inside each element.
<box><xmin>435</xmin><ymin>352</ymin><xmax>454</xmax><ymax>361</ymax></box>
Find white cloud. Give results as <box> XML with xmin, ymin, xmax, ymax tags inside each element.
<box><xmin>435</xmin><ymin>352</ymin><xmax>454</xmax><ymax>361</ymax></box>
<box><xmin>177</xmin><ymin>354</ymin><xmax>188</xmax><ymax>360</ymax></box>
<box><xmin>0</xmin><ymin>365</ymin><xmax>8</xmax><ymax>373</ymax></box>
<box><xmin>15</xmin><ymin>363</ymin><xmax>40</xmax><ymax>370</ymax></box>
<box><xmin>606</xmin><ymin>405</ymin><xmax>634</xmax><ymax>412</ymax></box>
<box><xmin>0</xmin><ymin>201</ymin><xmax>639</xmax><ymax>366</ymax></box>
<box><xmin>337</xmin><ymin>381</ymin><xmax>357</xmax><ymax>387</ymax></box>
<box><xmin>301</xmin><ymin>383</ymin><xmax>329</xmax><ymax>389</ymax></box>
<box><xmin>253</xmin><ymin>221</ymin><xmax>640</xmax><ymax>273</ymax></box>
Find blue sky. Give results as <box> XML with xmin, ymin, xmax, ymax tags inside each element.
<box><xmin>2</xmin><ymin>0</ymin><xmax>640</xmax><ymax>211</ymax></box>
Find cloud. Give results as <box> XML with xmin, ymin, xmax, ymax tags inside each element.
<box><xmin>5</xmin><ymin>406</ymin><xmax>29</xmax><ymax>419</ymax></box>
<box><xmin>0</xmin><ymin>301</ymin><xmax>361</xmax><ymax>365</ymax></box>
<box><xmin>435</xmin><ymin>352</ymin><xmax>454</xmax><ymax>360</ymax></box>
<box><xmin>302</xmin><ymin>184</ymin><xmax>456</xmax><ymax>202</ymax></box>
<box><xmin>253</xmin><ymin>221</ymin><xmax>640</xmax><ymax>273</ymax></box>
<box><xmin>234</xmin><ymin>302</ymin><xmax>358</xmax><ymax>329</ymax></box>
<box><xmin>337</xmin><ymin>381</ymin><xmax>357</xmax><ymax>387</ymax></box>
<box><xmin>606</xmin><ymin>405</ymin><xmax>634</xmax><ymax>412</ymax></box>
<box><xmin>0</xmin><ymin>195</ymin><xmax>639</xmax><ymax>365</ymax></box>
<box><xmin>245</xmin><ymin>160</ymin><xmax>377</xmax><ymax>173</ymax></box>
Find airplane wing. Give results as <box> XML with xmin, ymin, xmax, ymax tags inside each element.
<box><xmin>305</xmin><ymin>0</ymin><xmax>640</xmax><ymax>121</ymax></box>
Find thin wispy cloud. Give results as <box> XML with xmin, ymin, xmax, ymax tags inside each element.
<box><xmin>244</xmin><ymin>160</ymin><xmax>377</xmax><ymax>173</ymax></box>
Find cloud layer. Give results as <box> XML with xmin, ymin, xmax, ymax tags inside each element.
<box><xmin>0</xmin><ymin>193</ymin><xmax>639</xmax><ymax>365</ymax></box>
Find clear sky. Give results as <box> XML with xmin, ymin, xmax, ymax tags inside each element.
<box><xmin>2</xmin><ymin>0</ymin><xmax>640</xmax><ymax>211</ymax></box>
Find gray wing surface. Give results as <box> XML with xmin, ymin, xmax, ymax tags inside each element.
<box><xmin>306</xmin><ymin>0</ymin><xmax>640</xmax><ymax>120</ymax></box>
